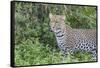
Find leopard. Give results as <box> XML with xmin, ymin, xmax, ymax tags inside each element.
<box><xmin>49</xmin><ymin>13</ymin><xmax>97</xmax><ymax>61</ymax></box>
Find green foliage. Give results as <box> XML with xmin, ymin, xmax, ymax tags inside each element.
<box><xmin>14</xmin><ymin>2</ymin><xmax>96</xmax><ymax>66</ymax></box>
<box><xmin>15</xmin><ymin>39</ymin><xmax>62</xmax><ymax>66</ymax></box>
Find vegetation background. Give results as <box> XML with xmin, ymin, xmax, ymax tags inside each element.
<box><xmin>14</xmin><ymin>2</ymin><xmax>97</xmax><ymax>66</ymax></box>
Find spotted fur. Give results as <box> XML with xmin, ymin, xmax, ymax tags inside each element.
<box><xmin>49</xmin><ymin>13</ymin><xmax>97</xmax><ymax>61</ymax></box>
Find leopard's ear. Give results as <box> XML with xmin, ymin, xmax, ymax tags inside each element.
<box><xmin>49</xmin><ymin>13</ymin><xmax>53</xmax><ymax>19</ymax></box>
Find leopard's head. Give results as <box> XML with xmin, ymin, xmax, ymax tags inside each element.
<box><xmin>49</xmin><ymin>13</ymin><xmax>66</xmax><ymax>32</ymax></box>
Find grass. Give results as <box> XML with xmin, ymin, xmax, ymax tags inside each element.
<box><xmin>15</xmin><ymin>38</ymin><xmax>93</xmax><ymax>66</ymax></box>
